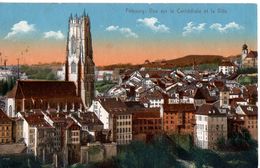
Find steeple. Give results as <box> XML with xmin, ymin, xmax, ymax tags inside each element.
<box><xmin>65</xmin><ymin>11</ymin><xmax>95</xmax><ymax>108</ymax></box>
<box><xmin>83</xmin><ymin>9</ymin><xmax>86</xmax><ymax>17</ymax></box>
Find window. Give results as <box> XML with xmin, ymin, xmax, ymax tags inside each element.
<box><xmin>71</xmin><ymin>62</ymin><xmax>76</xmax><ymax>74</ymax></box>
<box><xmin>9</xmin><ymin>105</ymin><xmax>12</xmax><ymax>117</ymax></box>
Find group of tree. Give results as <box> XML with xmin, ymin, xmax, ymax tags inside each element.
<box><xmin>237</xmin><ymin>67</ymin><xmax>257</xmax><ymax>75</ymax></box>
<box><xmin>20</xmin><ymin>65</ymin><xmax>57</xmax><ymax>80</ymax></box>
<box><xmin>81</xmin><ymin>130</ymin><xmax>257</xmax><ymax>168</ymax></box>
<box><xmin>0</xmin><ymin>77</ymin><xmax>16</xmax><ymax>96</ymax></box>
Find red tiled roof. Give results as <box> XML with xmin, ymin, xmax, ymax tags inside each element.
<box><xmin>246</xmin><ymin>51</ymin><xmax>257</xmax><ymax>58</ymax></box>
<box><xmin>196</xmin><ymin>104</ymin><xmax>223</xmax><ymax>116</ymax></box>
<box><xmin>12</xmin><ymin>80</ymin><xmax>78</xmax><ymax>99</ymax></box>
<box><xmin>219</xmin><ymin>60</ymin><xmax>236</xmax><ymax>67</ymax></box>
<box><xmin>23</xmin><ymin>112</ymin><xmax>53</xmax><ymax>128</ymax></box>
<box><xmin>132</xmin><ymin>108</ymin><xmax>160</xmax><ymax>118</ymax></box>
<box><xmin>0</xmin><ymin>109</ymin><xmax>12</xmax><ymax>122</ymax></box>
<box><xmin>230</xmin><ymin>87</ymin><xmax>242</xmax><ymax>95</ymax></box>
<box><xmin>240</xmin><ymin>105</ymin><xmax>257</xmax><ymax>116</ymax></box>
<box><xmin>72</xmin><ymin>112</ymin><xmax>103</xmax><ymax>126</ymax></box>
<box><xmin>99</xmin><ymin>98</ymin><xmax>127</xmax><ymax>114</ymax></box>
<box><xmin>163</xmin><ymin>104</ymin><xmax>195</xmax><ymax>112</ymax></box>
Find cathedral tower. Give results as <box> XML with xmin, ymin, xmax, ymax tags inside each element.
<box><xmin>65</xmin><ymin>11</ymin><xmax>95</xmax><ymax>108</ymax></box>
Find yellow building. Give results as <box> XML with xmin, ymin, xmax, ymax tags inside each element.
<box><xmin>0</xmin><ymin>109</ymin><xmax>12</xmax><ymax>143</ymax></box>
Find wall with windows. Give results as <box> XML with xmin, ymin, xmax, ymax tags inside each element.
<box><xmin>116</xmin><ymin>114</ymin><xmax>132</xmax><ymax>145</ymax></box>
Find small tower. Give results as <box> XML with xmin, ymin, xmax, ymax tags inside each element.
<box><xmin>219</xmin><ymin>86</ymin><xmax>229</xmax><ymax>108</ymax></box>
<box><xmin>241</xmin><ymin>44</ymin><xmax>248</xmax><ymax>60</ymax></box>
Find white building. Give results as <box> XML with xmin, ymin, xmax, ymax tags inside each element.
<box><xmin>218</xmin><ymin>60</ymin><xmax>237</xmax><ymax>75</ymax></box>
<box><xmin>194</xmin><ymin>104</ymin><xmax>227</xmax><ymax>149</ymax></box>
<box><xmin>96</xmin><ymin>70</ymin><xmax>113</xmax><ymax>81</ymax></box>
<box><xmin>56</xmin><ymin>65</ymin><xmax>65</xmax><ymax>80</ymax></box>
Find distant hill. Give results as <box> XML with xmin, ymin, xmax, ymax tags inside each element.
<box><xmin>98</xmin><ymin>55</ymin><xmax>228</xmax><ymax>70</ymax></box>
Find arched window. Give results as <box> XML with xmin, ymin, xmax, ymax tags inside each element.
<box><xmin>71</xmin><ymin>62</ymin><xmax>76</xmax><ymax>74</ymax></box>
<box><xmin>71</xmin><ymin>35</ymin><xmax>76</xmax><ymax>54</ymax></box>
<box><xmin>9</xmin><ymin>105</ymin><xmax>12</xmax><ymax>117</ymax></box>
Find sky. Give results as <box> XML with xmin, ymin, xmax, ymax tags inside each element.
<box><xmin>0</xmin><ymin>3</ymin><xmax>257</xmax><ymax>66</ymax></box>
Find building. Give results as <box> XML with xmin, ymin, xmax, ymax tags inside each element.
<box><xmin>235</xmin><ymin>105</ymin><xmax>258</xmax><ymax>140</ymax></box>
<box><xmin>194</xmin><ymin>104</ymin><xmax>227</xmax><ymax>149</ymax></box>
<box><xmin>17</xmin><ymin>111</ymin><xmax>56</xmax><ymax>164</ymax></box>
<box><xmin>56</xmin><ymin>65</ymin><xmax>65</xmax><ymax>81</ymax></box>
<box><xmin>219</xmin><ymin>86</ymin><xmax>230</xmax><ymax>108</ymax></box>
<box><xmin>218</xmin><ymin>60</ymin><xmax>237</xmax><ymax>75</ymax></box>
<box><xmin>0</xmin><ymin>109</ymin><xmax>12</xmax><ymax>143</ymax></box>
<box><xmin>65</xmin><ymin>12</ymin><xmax>95</xmax><ymax>108</ymax></box>
<box><xmin>163</xmin><ymin>103</ymin><xmax>195</xmax><ymax>135</ymax></box>
<box><xmin>131</xmin><ymin>106</ymin><xmax>162</xmax><ymax>142</ymax></box>
<box><xmin>96</xmin><ymin>70</ymin><xmax>114</xmax><ymax>81</ymax></box>
<box><xmin>6</xmin><ymin>80</ymin><xmax>84</xmax><ymax>117</ymax></box>
<box><xmin>241</xmin><ymin>44</ymin><xmax>258</xmax><ymax>68</ymax></box>
<box><xmin>115</xmin><ymin>110</ymin><xmax>132</xmax><ymax>145</ymax></box>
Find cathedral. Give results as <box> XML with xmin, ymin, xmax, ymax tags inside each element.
<box><xmin>65</xmin><ymin>11</ymin><xmax>95</xmax><ymax>108</ymax></box>
<box><xmin>5</xmin><ymin>11</ymin><xmax>95</xmax><ymax>117</ymax></box>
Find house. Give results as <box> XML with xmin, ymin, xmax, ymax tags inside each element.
<box><xmin>162</xmin><ymin>103</ymin><xmax>195</xmax><ymax>135</ymax></box>
<box><xmin>89</xmin><ymin>98</ymin><xmax>130</xmax><ymax>143</ymax></box>
<box><xmin>64</xmin><ymin>120</ymin><xmax>81</xmax><ymax>165</ymax></box>
<box><xmin>218</xmin><ymin>60</ymin><xmax>237</xmax><ymax>75</ymax></box>
<box><xmin>96</xmin><ymin>70</ymin><xmax>114</xmax><ymax>81</ymax></box>
<box><xmin>115</xmin><ymin>110</ymin><xmax>132</xmax><ymax>145</ymax></box>
<box><xmin>128</xmin><ymin>102</ymin><xmax>162</xmax><ymax>142</ymax></box>
<box><xmin>235</xmin><ymin>105</ymin><xmax>258</xmax><ymax>140</ymax></box>
<box><xmin>17</xmin><ymin>110</ymin><xmax>56</xmax><ymax>164</ymax></box>
<box><xmin>194</xmin><ymin>104</ymin><xmax>227</xmax><ymax>149</ymax></box>
<box><xmin>219</xmin><ymin>86</ymin><xmax>230</xmax><ymax>108</ymax></box>
<box><xmin>89</xmin><ymin>98</ymin><xmax>127</xmax><ymax>130</ymax></box>
<box><xmin>0</xmin><ymin>109</ymin><xmax>12</xmax><ymax>144</ymax></box>
<box><xmin>139</xmin><ymin>90</ymin><xmax>164</xmax><ymax>108</ymax></box>
<box><xmin>242</xmin><ymin>51</ymin><xmax>257</xmax><ymax>68</ymax></box>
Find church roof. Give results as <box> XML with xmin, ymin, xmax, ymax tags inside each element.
<box><xmin>8</xmin><ymin>80</ymin><xmax>78</xmax><ymax>99</ymax></box>
<box><xmin>0</xmin><ymin>109</ymin><xmax>12</xmax><ymax>123</ymax></box>
<box><xmin>246</xmin><ymin>51</ymin><xmax>257</xmax><ymax>59</ymax></box>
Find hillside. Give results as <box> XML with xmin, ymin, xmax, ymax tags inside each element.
<box><xmin>98</xmin><ymin>55</ymin><xmax>228</xmax><ymax>70</ymax></box>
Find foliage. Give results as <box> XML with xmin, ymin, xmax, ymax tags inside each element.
<box><xmin>20</xmin><ymin>65</ymin><xmax>57</xmax><ymax>80</ymax></box>
<box><xmin>0</xmin><ymin>77</ymin><xmax>16</xmax><ymax>96</ymax></box>
<box><xmin>88</xmin><ymin>145</ymin><xmax>102</xmax><ymax>155</ymax></box>
<box><xmin>238</xmin><ymin>76</ymin><xmax>257</xmax><ymax>85</ymax></box>
<box><xmin>0</xmin><ymin>154</ymin><xmax>41</xmax><ymax>168</ymax></box>
<box><xmin>217</xmin><ymin>128</ymin><xmax>257</xmax><ymax>151</ymax></box>
<box><xmin>66</xmin><ymin>133</ymin><xmax>258</xmax><ymax>168</ymax></box>
<box><xmin>115</xmin><ymin>136</ymin><xmax>183</xmax><ymax>168</ymax></box>
<box><xmin>198</xmin><ymin>63</ymin><xmax>218</xmax><ymax>71</ymax></box>
<box><xmin>169</xmin><ymin>133</ymin><xmax>193</xmax><ymax>151</ymax></box>
<box><xmin>237</xmin><ymin>67</ymin><xmax>257</xmax><ymax>74</ymax></box>
<box><xmin>95</xmin><ymin>81</ymin><xmax>116</xmax><ymax>93</ymax></box>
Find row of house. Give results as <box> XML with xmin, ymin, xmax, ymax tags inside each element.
<box><xmin>93</xmin><ymin>59</ymin><xmax>257</xmax><ymax>149</ymax></box>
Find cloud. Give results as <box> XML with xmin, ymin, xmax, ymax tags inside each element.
<box><xmin>105</xmin><ymin>25</ymin><xmax>119</xmax><ymax>31</ymax></box>
<box><xmin>119</xmin><ymin>28</ymin><xmax>138</xmax><ymax>38</ymax></box>
<box><xmin>5</xmin><ymin>20</ymin><xmax>35</xmax><ymax>39</ymax></box>
<box><xmin>182</xmin><ymin>22</ymin><xmax>206</xmax><ymax>36</ymax></box>
<box><xmin>105</xmin><ymin>25</ymin><xmax>138</xmax><ymax>38</ymax></box>
<box><xmin>210</xmin><ymin>22</ymin><xmax>243</xmax><ymax>33</ymax></box>
<box><xmin>137</xmin><ymin>17</ymin><xmax>170</xmax><ymax>33</ymax></box>
<box><xmin>43</xmin><ymin>30</ymin><xmax>64</xmax><ymax>40</ymax></box>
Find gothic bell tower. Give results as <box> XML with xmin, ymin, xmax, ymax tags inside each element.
<box><xmin>65</xmin><ymin>11</ymin><xmax>95</xmax><ymax>108</ymax></box>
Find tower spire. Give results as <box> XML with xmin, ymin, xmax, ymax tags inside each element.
<box><xmin>83</xmin><ymin>9</ymin><xmax>86</xmax><ymax>17</ymax></box>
